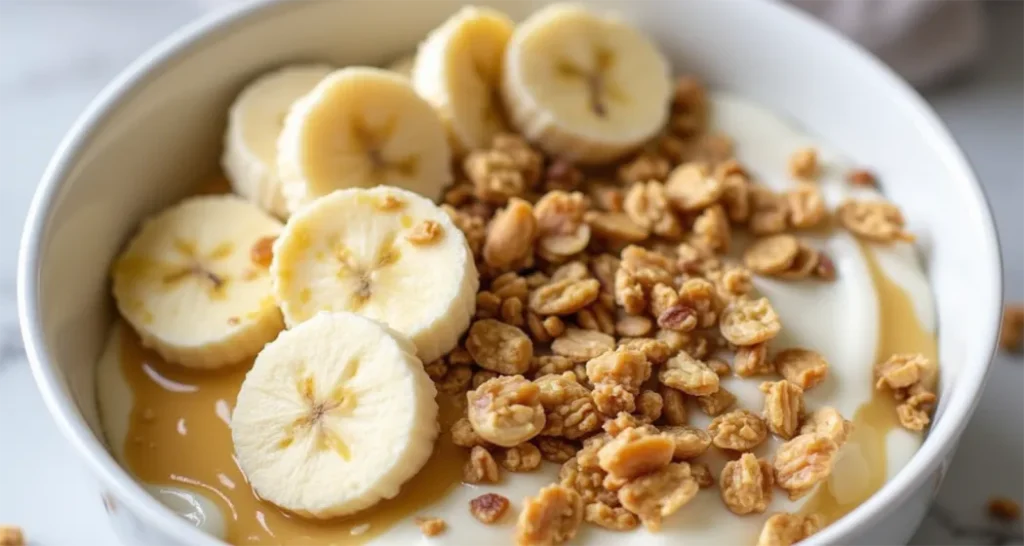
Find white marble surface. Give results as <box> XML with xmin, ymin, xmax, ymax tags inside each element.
<box><xmin>0</xmin><ymin>1</ymin><xmax>1020</xmax><ymax>544</ymax></box>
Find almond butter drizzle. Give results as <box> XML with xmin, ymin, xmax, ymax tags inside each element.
<box><xmin>120</xmin><ymin>325</ymin><xmax>466</xmax><ymax>545</ymax></box>
<box><xmin>801</xmin><ymin>244</ymin><xmax>939</xmax><ymax>523</ymax></box>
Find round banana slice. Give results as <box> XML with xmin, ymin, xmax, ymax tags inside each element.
<box><xmin>502</xmin><ymin>3</ymin><xmax>672</xmax><ymax>164</ymax></box>
<box><xmin>111</xmin><ymin>195</ymin><xmax>284</xmax><ymax>369</ymax></box>
<box><xmin>271</xmin><ymin>186</ymin><xmax>478</xmax><ymax>363</ymax></box>
<box><xmin>231</xmin><ymin>311</ymin><xmax>438</xmax><ymax>519</ymax></box>
<box><xmin>276</xmin><ymin>67</ymin><xmax>452</xmax><ymax>214</ymax></box>
<box><xmin>222</xmin><ymin>64</ymin><xmax>334</xmax><ymax>219</ymax></box>
<box><xmin>413</xmin><ymin>6</ymin><xmax>515</xmax><ymax>154</ymax></box>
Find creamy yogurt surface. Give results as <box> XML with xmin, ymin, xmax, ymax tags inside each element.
<box><xmin>96</xmin><ymin>93</ymin><xmax>938</xmax><ymax>545</ymax></box>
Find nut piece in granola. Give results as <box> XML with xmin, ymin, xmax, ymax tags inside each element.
<box><xmin>774</xmin><ymin>348</ymin><xmax>829</xmax><ymax>390</ymax></box>
<box><xmin>800</xmin><ymin>407</ymin><xmax>853</xmax><ymax>446</ymax></box>
<box><xmin>470</xmin><ymin>493</ymin><xmax>511</xmax><ymax>524</ymax></box>
<box><xmin>696</xmin><ymin>385</ymin><xmax>737</xmax><ymax>416</ymax></box>
<box><xmin>467</xmin><ymin>376</ymin><xmax>546</xmax><ymax>447</ymax></box>
<box><xmin>720</xmin><ymin>453</ymin><xmax>774</xmax><ymax>515</ymax></box>
<box><xmin>659</xmin><ymin>351</ymin><xmax>720</xmax><ymax>396</ymax></box>
<box><xmin>788</xmin><ymin>147</ymin><xmax>818</xmax><ymax>181</ymax></box>
<box><xmin>530</xmin><ymin>278</ymin><xmax>601</xmax><ymax>316</ymax></box>
<box><xmin>666</xmin><ymin>162</ymin><xmax>723</xmax><ymax>211</ymax></box>
<box><xmin>414</xmin><ymin>516</ymin><xmax>446</xmax><ymax>537</ymax></box>
<box><xmin>760</xmin><ymin>380</ymin><xmax>805</xmax><ymax>439</ymax></box>
<box><xmin>515</xmin><ymin>485</ymin><xmax>583</xmax><ymax>546</ymax></box>
<box><xmin>552</xmin><ymin>328</ymin><xmax>616</xmax><ymax>362</ymax></box>
<box><xmin>1000</xmin><ymin>303</ymin><xmax>1024</xmax><ymax>353</ymax></box>
<box><xmin>734</xmin><ymin>342</ymin><xmax>773</xmax><ymax>377</ymax></box>
<box><xmin>483</xmin><ymin>198</ymin><xmax>537</xmax><ymax>270</ymax></box>
<box><xmin>720</xmin><ymin>297</ymin><xmax>782</xmax><ymax>346</ymax></box>
<box><xmin>464</xmin><ymin>445</ymin><xmax>500</xmax><ymax>484</ymax></box>
<box><xmin>407</xmin><ymin>219</ymin><xmax>444</xmax><ymax>245</ymax></box>
<box><xmin>661</xmin><ymin>425</ymin><xmax>712</xmax><ymax>460</ymax></box>
<box><xmin>598</xmin><ymin>427</ymin><xmax>675</xmax><ymax>479</ymax></box>
<box><xmin>744</xmin><ymin>235</ymin><xmax>799</xmax><ymax>275</ymax></box>
<box><xmin>775</xmin><ymin>243</ymin><xmax>820</xmax><ymax>280</ymax></box>
<box><xmin>708</xmin><ymin>409</ymin><xmax>769</xmax><ymax>452</ymax></box>
<box><xmin>836</xmin><ymin>198</ymin><xmax>914</xmax><ymax>243</ymax></box>
<box><xmin>617</xmin><ymin>462</ymin><xmax>700</xmax><ymax>531</ymax></box>
<box><xmin>586</xmin><ymin>211</ymin><xmax>650</xmax><ymax>244</ymax></box>
<box><xmin>772</xmin><ymin>433</ymin><xmax>839</xmax><ymax>500</ymax></box>
<box><xmin>756</xmin><ymin>513</ymin><xmax>823</xmax><ymax>546</ymax></box>
<box><xmin>584</xmin><ymin>501</ymin><xmax>640</xmax><ymax>531</ymax></box>
<box><xmin>466</xmin><ymin>319</ymin><xmax>533</xmax><ymax>375</ymax></box>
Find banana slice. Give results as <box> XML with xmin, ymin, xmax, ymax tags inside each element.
<box><xmin>412</xmin><ymin>6</ymin><xmax>515</xmax><ymax>154</ymax></box>
<box><xmin>502</xmin><ymin>3</ymin><xmax>672</xmax><ymax>164</ymax></box>
<box><xmin>271</xmin><ymin>186</ymin><xmax>478</xmax><ymax>363</ymax></box>
<box><xmin>386</xmin><ymin>54</ymin><xmax>416</xmax><ymax>78</ymax></box>
<box><xmin>231</xmin><ymin>311</ymin><xmax>438</xmax><ymax>519</ymax></box>
<box><xmin>277</xmin><ymin>67</ymin><xmax>452</xmax><ymax>214</ymax></box>
<box><xmin>111</xmin><ymin>195</ymin><xmax>284</xmax><ymax>369</ymax></box>
<box><xmin>222</xmin><ymin>64</ymin><xmax>334</xmax><ymax>219</ymax></box>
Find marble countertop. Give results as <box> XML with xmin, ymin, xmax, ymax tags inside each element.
<box><xmin>0</xmin><ymin>1</ymin><xmax>1020</xmax><ymax>544</ymax></box>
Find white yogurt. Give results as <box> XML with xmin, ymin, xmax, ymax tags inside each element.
<box><xmin>95</xmin><ymin>92</ymin><xmax>937</xmax><ymax>545</ymax></box>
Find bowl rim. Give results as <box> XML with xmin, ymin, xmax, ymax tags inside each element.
<box><xmin>17</xmin><ymin>0</ymin><xmax>1003</xmax><ymax>545</ymax></box>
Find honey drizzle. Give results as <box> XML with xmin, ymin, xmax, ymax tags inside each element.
<box><xmin>120</xmin><ymin>334</ymin><xmax>464</xmax><ymax>546</ymax></box>
<box><xmin>801</xmin><ymin>244</ymin><xmax>939</xmax><ymax>523</ymax></box>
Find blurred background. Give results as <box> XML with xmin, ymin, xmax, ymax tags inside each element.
<box><xmin>0</xmin><ymin>1</ymin><xmax>1020</xmax><ymax>544</ymax></box>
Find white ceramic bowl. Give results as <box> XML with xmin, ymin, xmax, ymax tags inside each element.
<box><xmin>18</xmin><ymin>1</ymin><xmax>1002</xmax><ymax>545</ymax></box>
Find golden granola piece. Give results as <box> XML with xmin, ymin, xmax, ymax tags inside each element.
<box><xmin>786</xmin><ymin>184</ymin><xmax>827</xmax><ymax>229</ymax></box>
<box><xmin>589</xmin><ymin>253</ymin><xmax>620</xmax><ymax>304</ymax></box>
<box><xmin>617</xmin><ymin>462</ymin><xmax>700</xmax><ymax>531</ymax></box>
<box><xmin>602</xmin><ymin>412</ymin><xmax>645</xmax><ymax>437</ymax></box>
<box><xmin>464</xmin><ymin>445</ymin><xmax>500</xmax><ymax>483</ymax></box>
<box><xmin>988</xmin><ymin>497</ymin><xmax>1022</xmax><ymax>521</ymax></box>
<box><xmin>874</xmin><ymin>353</ymin><xmax>929</xmax><ymax>391</ymax></box>
<box><xmin>659</xmin><ymin>351</ymin><xmax>720</xmax><ymax>396</ymax></box>
<box><xmin>649</xmin><ymin>282</ymin><xmax>681</xmax><ymax>320</ymax></box>
<box><xmin>756</xmin><ymin>513</ymin><xmax>823</xmax><ymax>546</ymax></box>
<box><xmin>772</xmin><ymin>433</ymin><xmax>839</xmax><ymax>500</ymax></box>
<box><xmin>515</xmin><ymin>485</ymin><xmax>583</xmax><ymax>546</ymax></box>
<box><xmin>550</xmin><ymin>260</ymin><xmax>590</xmax><ymax>282</ymax></box>
<box><xmin>544</xmin><ymin>159</ymin><xmax>583</xmax><ymax>192</ymax></box>
<box><xmin>800</xmin><ymin>407</ymin><xmax>853</xmax><ymax>446</ymax></box>
<box><xmin>676</xmin><ymin>241</ymin><xmax>721</xmax><ymax>276</ymax></box>
<box><xmin>414</xmin><ymin>516</ymin><xmax>447</xmax><ymax>537</ymax></box>
<box><xmin>760</xmin><ymin>380</ymin><xmax>805</xmax><ymax>439</ymax></box>
<box><xmin>677</xmin><ymin>277</ymin><xmax>719</xmax><ymax>328</ymax></box>
<box><xmin>708</xmin><ymin>409</ymin><xmax>768</xmax><ymax>451</ymax></box>
<box><xmin>707</xmin><ymin>357</ymin><xmax>732</xmax><ymax>377</ymax></box>
<box><xmin>552</xmin><ymin>328</ymin><xmax>615</xmax><ymax>362</ymax></box>
<box><xmin>670</xmin><ymin>76</ymin><xmax>709</xmax><ymax>136</ymax></box>
<box><xmin>719</xmin><ymin>169</ymin><xmax>751</xmax><ymax>223</ymax></box>
<box><xmin>748</xmin><ymin>185</ymin><xmax>789</xmax><ymax>236</ymax></box>
<box><xmin>616</xmin><ymin>314</ymin><xmax>654</xmax><ymax>337</ymax></box>
<box><xmin>451</xmin><ymin>417</ymin><xmax>489</xmax><ymax>448</ymax></box>
<box><xmin>560</xmin><ymin>455</ymin><xmax>619</xmax><ymax>506</ymax></box>
<box><xmin>537</xmin><ymin>437</ymin><xmax>578</xmax><ymax>463</ymax></box>
<box><xmin>846</xmin><ymin>168</ymin><xmax>877</xmax><ymax>187</ymax></box>
<box><xmin>467</xmin><ymin>375</ymin><xmax>546</xmax><ymax>447</ymax></box>
<box><xmin>896</xmin><ymin>391</ymin><xmax>937</xmax><ymax>431</ymax></box>
<box><xmin>692</xmin><ymin>204</ymin><xmax>732</xmax><ymax>253</ymax></box>
<box><xmin>585</xmin><ymin>502</ymin><xmax>640</xmax><ymax>531</ymax></box>
<box><xmin>443</xmin><ymin>204</ymin><xmax>486</xmax><ymax>256</ymax></box>
<box><xmin>598</xmin><ymin>427</ymin><xmax>674</xmax><ymax>479</ymax></box>
<box><xmin>775</xmin><ymin>348</ymin><xmax>829</xmax><ymax>390</ymax></box>
<box><xmin>619</xmin><ymin>153</ymin><xmax>671</xmax><ymax>184</ymax></box>
<box><xmin>406</xmin><ymin>219</ymin><xmax>443</xmax><ymax>245</ymax></box>
<box><xmin>735</xmin><ymin>342</ymin><xmax>773</xmax><ymax>377</ymax></box>
<box><xmin>449</xmin><ymin>346</ymin><xmax>474</xmax><ymax>367</ymax></box>
<box><xmin>534</xmin><ymin>190</ymin><xmax>591</xmax><ymax>259</ymax></box>
<box><xmin>586</xmin><ymin>350</ymin><xmax>651</xmax><ymax>392</ymax></box>
<box><xmin>492</xmin><ymin>271</ymin><xmax>529</xmax><ymax>297</ymax></box>
<box><xmin>776</xmin><ymin>243</ymin><xmax>820</xmax><ymax>280</ymax></box>
<box><xmin>624</xmin><ymin>181</ymin><xmax>683</xmax><ymax>239</ymax></box>
<box><xmin>576</xmin><ymin>304</ymin><xmax>615</xmax><ymax>335</ymax></box>
<box><xmin>424</xmin><ymin>359</ymin><xmax>448</xmax><ymax>381</ymax></box>
<box><xmin>535</xmin><ymin>373</ymin><xmax>601</xmax><ymax>439</ymax></box>
<box><xmin>836</xmin><ymin>198</ymin><xmax>914</xmax><ymax>243</ymax></box>
<box><xmin>483</xmin><ymin>197</ymin><xmax>537</xmax><ymax>270</ymax></box>
<box><xmin>1000</xmin><ymin>303</ymin><xmax>1024</xmax><ymax>353</ymax></box>
<box><xmin>788</xmin><ymin>147</ymin><xmax>819</xmax><ymax>181</ymax></box>
<box><xmin>690</xmin><ymin>461</ymin><xmax>715</xmax><ymax>488</ymax></box>
<box><xmin>435</xmin><ymin>365</ymin><xmax>473</xmax><ymax>395</ymax></box>
<box><xmin>592</xmin><ymin>382</ymin><xmax>636</xmax><ymax>416</ymax></box>
<box><xmin>501</xmin><ymin>297</ymin><xmax>526</xmax><ymax>327</ymax></box>
<box><xmin>696</xmin><ymin>385</ymin><xmax>737</xmax><ymax>416</ymax></box>
<box><xmin>470</xmin><ymin>493</ymin><xmax>510</xmax><ymax>524</ymax></box>
<box><xmin>465</xmin><ymin>319</ymin><xmax>533</xmax><ymax>375</ymax></box>
<box><xmin>636</xmin><ymin>390</ymin><xmax>663</xmax><ymax>423</ymax></box>
<box><xmin>666</xmin><ymin>162</ymin><xmax>723</xmax><ymax>211</ymax></box>
<box><xmin>501</xmin><ymin>442</ymin><xmax>543</xmax><ymax>472</ymax></box>
<box><xmin>477</xmin><ymin>291</ymin><xmax>502</xmax><ymax>318</ymax></box>
<box><xmin>744</xmin><ymin>234</ymin><xmax>799</xmax><ymax>275</ymax></box>
<box><xmin>659</xmin><ymin>385</ymin><xmax>689</xmax><ymax>425</ymax></box>
<box><xmin>720</xmin><ymin>453</ymin><xmax>774</xmax><ymax>515</ymax></box>
<box><xmin>473</xmin><ymin>370</ymin><xmax>500</xmax><ymax>390</ymax></box>
<box><xmin>529</xmin><ymin>278</ymin><xmax>600</xmax><ymax>316</ymax></box>
<box><xmin>720</xmin><ymin>297</ymin><xmax>782</xmax><ymax>346</ymax></box>
<box><xmin>661</xmin><ymin>425</ymin><xmax>712</xmax><ymax>460</ymax></box>
<box><xmin>533</xmin><ymin>355</ymin><xmax>574</xmax><ymax>376</ymax></box>
<box><xmin>617</xmin><ymin>337</ymin><xmax>673</xmax><ymax>365</ymax></box>
<box><xmin>464</xmin><ymin>134</ymin><xmax>542</xmax><ymax>204</ymax></box>
<box><xmin>586</xmin><ymin>211</ymin><xmax>649</xmax><ymax>244</ymax></box>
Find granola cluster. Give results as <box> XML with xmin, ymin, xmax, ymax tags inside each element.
<box><xmin>426</xmin><ymin>75</ymin><xmax>922</xmax><ymax>546</ymax></box>
<box><xmin>873</xmin><ymin>353</ymin><xmax>938</xmax><ymax>431</ymax></box>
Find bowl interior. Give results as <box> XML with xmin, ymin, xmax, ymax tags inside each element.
<box><xmin>20</xmin><ymin>0</ymin><xmax>1001</xmax><ymax>544</ymax></box>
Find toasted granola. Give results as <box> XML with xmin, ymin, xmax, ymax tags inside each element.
<box><xmin>666</xmin><ymin>162</ymin><xmax>723</xmax><ymax>211</ymax></box>
<box><xmin>552</xmin><ymin>328</ymin><xmax>616</xmax><ymax>362</ymax></box>
<box><xmin>772</xmin><ymin>433</ymin><xmax>839</xmax><ymax>500</ymax></box>
<box><xmin>435</xmin><ymin>365</ymin><xmax>473</xmax><ymax>395</ymax></box>
<box><xmin>624</xmin><ymin>180</ymin><xmax>684</xmax><ymax>238</ymax></box>
<box><xmin>744</xmin><ymin>235</ymin><xmax>799</xmax><ymax>275</ymax></box>
<box><xmin>693</xmin><ymin>204</ymin><xmax>732</xmax><ymax>253</ymax></box>
<box><xmin>661</xmin><ymin>425</ymin><xmax>712</xmax><ymax>460</ymax></box>
<box><xmin>535</xmin><ymin>373</ymin><xmax>601</xmax><ymax>439</ymax></box>
<box><xmin>586</xmin><ymin>350</ymin><xmax>651</xmax><ymax>392</ymax></box>
<box><xmin>788</xmin><ymin>147</ymin><xmax>818</xmax><ymax>181</ymax></box>
<box><xmin>464</xmin><ymin>134</ymin><xmax>541</xmax><ymax>205</ymax></box>
<box><xmin>658</xmin><ymin>385</ymin><xmax>689</xmax><ymax>425</ymax></box>
<box><xmin>775</xmin><ymin>243</ymin><xmax>819</xmax><ymax>280</ymax></box>
<box><xmin>734</xmin><ymin>342</ymin><xmax>773</xmax><ymax>377</ymax></box>
<box><xmin>451</xmin><ymin>417</ymin><xmax>489</xmax><ymax>448</ymax></box>
<box><xmin>659</xmin><ymin>351</ymin><xmax>720</xmax><ymax>396</ymax></box>
<box><xmin>414</xmin><ymin>516</ymin><xmax>447</xmax><ymax>537</ymax></box>
<box><xmin>465</xmin><ymin>319</ymin><xmax>533</xmax><ymax>375</ymax></box>
<box><xmin>597</xmin><ymin>427</ymin><xmax>675</xmax><ymax>480</ymax></box>
<box><xmin>617</xmin><ymin>463</ymin><xmax>700</xmax><ymax>531</ymax></box>
<box><xmin>584</xmin><ymin>502</ymin><xmax>640</xmax><ymax>531</ymax></box>
<box><xmin>407</xmin><ymin>220</ymin><xmax>444</xmax><ymax>245</ymax></box>
<box><xmin>836</xmin><ymin>198</ymin><xmax>914</xmax><ymax>243</ymax></box>
<box><xmin>515</xmin><ymin>485</ymin><xmax>583</xmax><ymax>546</ymax></box>
<box><xmin>756</xmin><ymin>513</ymin><xmax>823</xmax><ymax>546</ymax></box>
<box><xmin>467</xmin><ymin>375</ymin><xmax>546</xmax><ymax>447</ymax></box>
<box><xmin>534</xmin><ymin>191</ymin><xmax>591</xmax><ymax>259</ymax></box>
<box><xmin>586</xmin><ymin>211</ymin><xmax>650</xmax><ymax>244</ymax></box>
<box><xmin>483</xmin><ymin>198</ymin><xmax>537</xmax><ymax>271</ymax></box>
<box><xmin>799</xmin><ymin>407</ymin><xmax>853</xmax><ymax>446</ymax></box>
<box><xmin>760</xmin><ymin>380</ymin><xmax>805</xmax><ymax>439</ymax></box>
<box><xmin>1000</xmin><ymin>303</ymin><xmax>1024</xmax><ymax>353</ymax></box>
<box><xmin>501</xmin><ymin>442</ymin><xmax>543</xmax><ymax>472</ymax></box>
<box><xmin>530</xmin><ymin>278</ymin><xmax>601</xmax><ymax>316</ymax></box>
<box><xmin>720</xmin><ymin>453</ymin><xmax>774</xmax><ymax>515</ymax></box>
<box><xmin>774</xmin><ymin>349</ymin><xmax>829</xmax><ymax>390</ymax></box>
<box><xmin>636</xmin><ymin>390</ymin><xmax>664</xmax><ymax>423</ymax></box>
<box><xmin>545</xmin><ymin>159</ymin><xmax>583</xmax><ymax>192</ymax></box>
<box><xmin>690</xmin><ymin>461</ymin><xmax>715</xmax><ymax>489</ymax></box>
<box><xmin>720</xmin><ymin>297</ymin><xmax>782</xmax><ymax>346</ymax></box>
<box><xmin>696</xmin><ymin>385</ymin><xmax>737</xmax><ymax>416</ymax></box>
<box><xmin>708</xmin><ymin>409</ymin><xmax>768</xmax><ymax>452</ymax></box>
<box><xmin>616</xmin><ymin>314</ymin><xmax>654</xmax><ymax>337</ymax></box>
<box><xmin>464</xmin><ymin>446</ymin><xmax>500</xmax><ymax>484</ymax></box>
<box><xmin>786</xmin><ymin>184</ymin><xmax>827</xmax><ymax>229</ymax></box>
<box><xmin>470</xmin><ymin>493</ymin><xmax>511</xmax><ymax>524</ymax></box>
<box><xmin>537</xmin><ymin>437</ymin><xmax>579</xmax><ymax>463</ymax></box>
<box><xmin>748</xmin><ymin>185</ymin><xmax>789</xmax><ymax>236</ymax></box>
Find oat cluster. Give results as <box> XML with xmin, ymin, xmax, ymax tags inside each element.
<box><xmin>873</xmin><ymin>353</ymin><xmax>938</xmax><ymax>431</ymax></box>
<box><xmin>411</xmin><ymin>75</ymin><xmax>930</xmax><ymax>545</ymax></box>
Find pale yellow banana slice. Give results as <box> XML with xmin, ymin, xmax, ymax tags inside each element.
<box><xmin>412</xmin><ymin>6</ymin><xmax>515</xmax><ymax>154</ymax></box>
<box><xmin>111</xmin><ymin>195</ymin><xmax>284</xmax><ymax>369</ymax></box>
<box><xmin>271</xmin><ymin>186</ymin><xmax>478</xmax><ymax>363</ymax></box>
<box><xmin>231</xmin><ymin>311</ymin><xmax>438</xmax><ymax>519</ymax></box>
<box><xmin>502</xmin><ymin>3</ymin><xmax>672</xmax><ymax>164</ymax></box>
<box><xmin>276</xmin><ymin>67</ymin><xmax>452</xmax><ymax>214</ymax></box>
<box><xmin>222</xmin><ymin>64</ymin><xmax>334</xmax><ymax>219</ymax></box>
